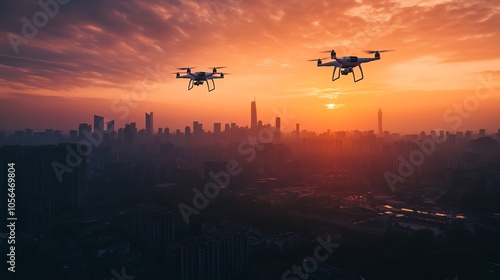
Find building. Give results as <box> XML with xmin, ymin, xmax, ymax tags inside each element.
<box><xmin>193</xmin><ymin>121</ymin><xmax>203</xmax><ymax>139</ymax></box>
<box><xmin>180</xmin><ymin>231</ymin><xmax>249</xmax><ymax>280</ymax></box>
<box><xmin>146</xmin><ymin>112</ymin><xmax>154</xmax><ymax>136</ymax></box>
<box><xmin>251</xmin><ymin>99</ymin><xmax>257</xmax><ymax>129</ymax></box>
<box><xmin>124</xmin><ymin>122</ymin><xmax>137</xmax><ymax>146</ymax></box>
<box><xmin>93</xmin><ymin>115</ymin><xmax>104</xmax><ymax>133</ymax></box>
<box><xmin>0</xmin><ymin>145</ymin><xmax>86</xmax><ymax>237</ymax></box>
<box><xmin>134</xmin><ymin>204</ymin><xmax>175</xmax><ymax>256</ymax></box>
<box><xmin>214</xmin><ymin>123</ymin><xmax>221</xmax><ymax>135</ymax></box>
<box><xmin>78</xmin><ymin>123</ymin><xmax>92</xmax><ymax>139</ymax></box>
<box><xmin>274</xmin><ymin>117</ymin><xmax>281</xmax><ymax>141</ymax></box>
<box><xmin>378</xmin><ymin>108</ymin><xmax>383</xmax><ymax>136</ymax></box>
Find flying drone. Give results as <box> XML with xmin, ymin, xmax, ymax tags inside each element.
<box><xmin>308</xmin><ymin>49</ymin><xmax>394</xmax><ymax>82</ymax></box>
<box><xmin>174</xmin><ymin>66</ymin><xmax>227</xmax><ymax>92</ymax></box>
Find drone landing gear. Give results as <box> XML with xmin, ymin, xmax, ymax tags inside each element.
<box><xmin>332</xmin><ymin>67</ymin><xmax>341</xmax><ymax>81</ymax></box>
<box><xmin>188</xmin><ymin>79</ymin><xmax>194</xmax><ymax>91</ymax></box>
<box><xmin>332</xmin><ymin>65</ymin><xmax>365</xmax><ymax>82</ymax></box>
<box><xmin>207</xmin><ymin>79</ymin><xmax>216</xmax><ymax>92</ymax></box>
<box><xmin>352</xmin><ymin>64</ymin><xmax>364</xmax><ymax>82</ymax></box>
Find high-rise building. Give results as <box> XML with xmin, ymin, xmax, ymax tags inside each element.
<box><xmin>0</xmin><ymin>145</ymin><xmax>86</xmax><ymax>237</ymax></box>
<box><xmin>296</xmin><ymin>123</ymin><xmax>300</xmax><ymax>138</ymax></box>
<box><xmin>94</xmin><ymin>115</ymin><xmax>104</xmax><ymax>133</ymax></box>
<box><xmin>105</xmin><ymin>120</ymin><xmax>115</xmax><ymax>143</ymax></box>
<box><xmin>146</xmin><ymin>112</ymin><xmax>154</xmax><ymax>136</ymax></box>
<box><xmin>378</xmin><ymin>108</ymin><xmax>383</xmax><ymax>136</ymax></box>
<box><xmin>479</xmin><ymin>129</ymin><xmax>486</xmax><ymax>137</ymax></box>
<box><xmin>251</xmin><ymin>99</ymin><xmax>257</xmax><ymax>129</ymax></box>
<box><xmin>124</xmin><ymin>122</ymin><xmax>137</xmax><ymax>146</ymax></box>
<box><xmin>185</xmin><ymin>126</ymin><xmax>192</xmax><ymax>142</ymax></box>
<box><xmin>78</xmin><ymin>123</ymin><xmax>92</xmax><ymax>139</ymax></box>
<box><xmin>180</xmin><ymin>231</ymin><xmax>249</xmax><ymax>280</ymax></box>
<box><xmin>134</xmin><ymin>204</ymin><xmax>175</xmax><ymax>256</ymax></box>
<box><xmin>275</xmin><ymin>117</ymin><xmax>281</xmax><ymax>140</ymax></box>
<box><xmin>193</xmin><ymin>121</ymin><xmax>202</xmax><ymax>138</ymax></box>
<box><xmin>214</xmin><ymin>123</ymin><xmax>221</xmax><ymax>135</ymax></box>
<box><xmin>106</xmin><ymin>120</ymin><xmax>115</xmax><ymax>134</ymax></box>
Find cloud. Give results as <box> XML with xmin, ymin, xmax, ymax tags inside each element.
<box><xmin>0</xmin><ymin>0</ymin><xmax>497</xmax><ymax>94</ymax></box>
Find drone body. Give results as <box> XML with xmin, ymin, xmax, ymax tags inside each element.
<box><xmin>175</xmin><ymin>67</ymin><xmax>226</xmax><ymax>92</ymax></box>
<box><xmin>310</xmin><ymin>49</ymin><xmax>393</xmax><ymax>82</ymax></box>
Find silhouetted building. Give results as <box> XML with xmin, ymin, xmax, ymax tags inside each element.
<box><xmin>276</xmin><ymin>117</ymin><xmax>281</xmax><ymax>132</ymax></box>
<box><xmin>78</xmin><ymin>123</ymin><xmax>92</xmax><ymax>139</ymax></box>
<box><xmin>0</xmin><ymin>145</ymin><xmax>86</xmax><ymax>237</ymax></box>
<box><xmin>180</xmin><ymin>232</ymin><xmax>249</xmax><ymax>280</ymax></box>
<box><xmin>134</xmin><ymin>204</ymin><xmax>175</xmax><ymax>256</ymax></box>
<box><xmin>93</xmin><ymin>115</ymin><xmax>104</xmax><ymax>133</ymax></box>
<box><xmin>69</xmin><ymin>130</ymin><xmax>78</xmax><ymax>141</ymax></box>
<box><xmin>185</xmin><ymin>126</ymin><xmax>192</xmax><ymax>142</ymax></box>
<box><xmin>251</xmin><ymin>99</ymin><xmax>257</xmax><ymax>129</ymax></box>
<box><xmin>479</xmin><ymin>128</ymin><xmax>486</xmax><ymax>137</ymax></box>
<box><xmin>124</xmin><ymin>122</ymin><xmax>137</xmax><ymax>146</ymax></box>
<box><xmin>106</xmin><ymin>120</ymin><xmax>115</xmax><ymax>134</ymax></box>
<box><xmin>146</xmin><ymin>112</ymin><xmax>154</xmax><ymax>136</ymax></box>
<box><xmin>214</xmin><ymin>123</ymin><xmax>221</xmax><ymax>135</ymax></box>
<box><xmin>25</xmin><ymin>128</ymin><xmax>33</xmax><ymax>140</ymax></box>
<box><xmin>193</xmin><ymin>121</ymin><xmax>202</xmax><ymax>139</ymax></box>
<box><xmin>378</xmin><ymin>108</ymin><xmax>383</xmax><ymax>136</ymax></box>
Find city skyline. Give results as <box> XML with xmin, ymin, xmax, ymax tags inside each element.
<box><xmin>2</xmin><ymin>100</ymin><xmax>500</xmax><ymax>137</ymax></box>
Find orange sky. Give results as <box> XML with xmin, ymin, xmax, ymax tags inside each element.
<box><xmin>0</xmin><ymin>0</ymin><xmax>499</xmax><ymax>134</ymax></box>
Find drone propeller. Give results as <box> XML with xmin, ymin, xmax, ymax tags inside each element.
<box><xmin>306</xmin><ymin>57</ymin><xmax>329</xmax><ymax>61</ymax></box>
<box><xmin>364</xmin><ymin>50</ymin><xmax>395</xmax><ymax>54</ymax></box>
<box><xmin>176</xmin><ymin>67</ymin><xmax>196</xmax><ymax>70</ymax></box>
<box><xmin>209</xmin><ymin>66</ymin><xmax>228</xmax><ymax>69</ymax></box>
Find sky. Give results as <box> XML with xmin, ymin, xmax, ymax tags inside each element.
<box><xmin>0</xmin><ymin>0</ymin><xmax>499</xmax><ymax>134</ymax></box>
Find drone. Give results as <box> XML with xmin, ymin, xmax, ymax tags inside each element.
<box><xmin>308</xmin><ymin>49</ymin><xmax>394</xmax><ymax>82</ymax></box>
<box><xmin>174</xmin><ymin>66</ymin><xmax>227</xmax><ymax>92</ymax></box>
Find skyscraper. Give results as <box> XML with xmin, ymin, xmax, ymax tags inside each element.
<box><xmin>94</xmin><ymin>115</ymin><xmax>104</xmax><ymax>133</ymax></box>
<box><xmin>275</xmin><ymin>117</ymin><xmax>281</xmax><ymax>140</ymax></box>
<box><xmin>251</xmin><ymin>99</ymin><xmax>257</xmax><ymax>129</ymax></box>
<box><xmin>146</xmin><ymin>112</ymin><xmax>154</xmax><ymax>136</ymax></box>
<box><xmin>214</xmin><ymin>123</ymin><xmax>221</xmax><ymax>134</ymax></box>
<box><xmin>78</xmin><ymin>123</ymin><xmax>92</xmax><ymax>139</ymax></box>
<box><xmin>378</xmin><ymin>108</ymin><xmax>383</xmax><ymax>136</ymax></box>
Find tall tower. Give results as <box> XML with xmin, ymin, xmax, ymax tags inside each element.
<box><xmin>378</xmin><ymin>108</ymin><xmax>383</xmax><ymax>136</ymax></box>
<box><xmin>251</xmin><ymin>99</ymin><xmax>257</xmax><ymax>129</ymax></box>
<box><xmin>146</xmin><ymin>112</ymin><xmax>154</xmax><ymax>136</ymax></box>
<box><xmin>93</xmin><ymin>115</ymin><xmax>104</xmax><ymax>133</ymax></box>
